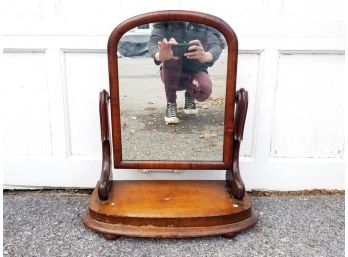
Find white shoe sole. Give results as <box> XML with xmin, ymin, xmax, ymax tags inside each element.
<box><xmin>165</xmin><ymin>116</ymin><xmax>180</xmax><ymax>124</ymax></box>
<box><xmin>184</xmin><ymin>108</ymin><xmax>198</xmax><ymax>115</ymax></box>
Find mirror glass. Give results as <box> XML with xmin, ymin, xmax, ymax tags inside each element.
<box><xmin>117</xmin><ymin>21</ymin><xmax>227</xmax><ymax>161</ymax></box>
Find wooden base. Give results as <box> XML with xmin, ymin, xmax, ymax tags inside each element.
<box><xmin>83</xmin><ymin>180</ymin><xmax>257</xmax><ymax>238</ymax></box>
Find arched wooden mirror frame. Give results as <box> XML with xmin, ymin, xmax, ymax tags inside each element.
<box><xmin>84</xmin><ymin>10</ymin><xmax>257</xmax><ymax>240</ymax></box>
<box><xmin>109</xmin><ymin>10</ymin><xmax>236</xmax><ymax>169</ymax></box>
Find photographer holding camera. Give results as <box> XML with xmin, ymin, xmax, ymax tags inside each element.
<box><xmin>148</xmin><ymin>22</ymin><xmax>225</xmax><ymax>124</ymax></box>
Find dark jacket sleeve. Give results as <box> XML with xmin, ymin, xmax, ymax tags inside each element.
<box><xmin>148</xmin><ymin>22</ymin><xmax>167</xmax><ymax>65</ymax></box>
<box><xmin>204</xmin><ymin>28</ymin><xmax>225</xmax><ymax>67</ymax></box>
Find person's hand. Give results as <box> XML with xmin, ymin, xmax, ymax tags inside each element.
<box><xmin>184</xmin><ymin>39</ymin><xmax>213</xmax><ymax>63</ymax></box>
<box><xmin>155</xmin><ymin>38</ymin><xmax>178</xmax><ymax>61</ymax></box>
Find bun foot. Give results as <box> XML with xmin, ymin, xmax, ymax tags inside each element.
<box><xmin>222</xmin><ymin>232</ymin><xmax>236</xmax><ymax>239</ymax></box>
<box><xmin>102</xmin><ymin>234</ymin><xmax>119</xmax><ymax>240</ymax></box>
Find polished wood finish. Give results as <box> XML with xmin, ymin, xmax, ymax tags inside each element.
<box><xmin>107</xmin><ymin>10</ymin><xmax>238</xmax><ymax>170</ymax></box>
<box><xmin>226</xmin><ymin>88</ymin><xmax>248</xmax><ymax>199</ymax></box>
<box><xmin>84</xmin><ymin>212</ymin><xmax>257</xmax><ymax>239</ymax></box>
<box><xmin>97</xmin><ymin>90</ymin><xmax>113</xmax><ymax>200</ymax></box>
<box><xmin>83</xmin><ymin>181</ymin><xmax>257</xmax><ymax>238</ymax></box>
<box><xmin>83</xmin><ymin>10</ymin><xmax>257</xmax><ymax>239</ymax></box>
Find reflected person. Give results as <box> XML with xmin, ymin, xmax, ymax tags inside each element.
<box><xmin>148</xmin><ymin>22</ymin><xmax>225</xmax><ymax>124</ymax></box>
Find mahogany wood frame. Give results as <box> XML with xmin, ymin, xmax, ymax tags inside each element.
<box><xmin>98</xmin><ymin>10</ymin><xmax>248</xmax><ymax>201</ymax></box>
<box><xmin>108</xmin><ymin>10</ymin><xmax>238</xmax><ymax>170</ymax></box>
<box><xmin>84</xmin><ymin>10</ymin><xmax>255</xmax><ymax>239</ymax></box>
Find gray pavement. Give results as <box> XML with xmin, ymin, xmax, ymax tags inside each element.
<box><xmin>3</xmin><ymin>191</ymin><xmax>344</xmax><ymax>257</ymax></box>
<box><xmin>118</xmin><ymin>53</ymin><xmax>227</xmax><ymax>161</ymax></box>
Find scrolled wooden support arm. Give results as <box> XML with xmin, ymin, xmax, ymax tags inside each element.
<box><xmin>98</xmin><ymin>90</ymin><xmax>113</xmax><ymax>201</ymax></box>
<box><xmin>234</xmin><ymin>88</ymin><xmax>248</xmax><ymax>142</ymax></box>
<box><xmin>226</xmin><ymin>88</ymin><xmax>248</xmax><ymax>200</ymax></box>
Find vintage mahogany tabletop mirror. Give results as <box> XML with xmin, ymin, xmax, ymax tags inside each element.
<box><xmin>83</xmin><ymin>10</ymin><xmax>257</xmax><ymax>239</ymax></box>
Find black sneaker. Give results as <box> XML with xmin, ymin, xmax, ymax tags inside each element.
<box><xmin>184</xmin><ymin>94</ymin><xmax>198</xmax><ymax>114</ymax></box>
<box><xmin>165</xmin><ymin>102</ymin><xmax>179</xmax><ymax>124</ymax></box>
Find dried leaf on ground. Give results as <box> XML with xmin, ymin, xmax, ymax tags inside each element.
<box><xmin>207</xmin><ymin>97</ymin><xmax>225</xmax><ymax>106</ymax></box>
<box><xmin>199</xmin><ymin>132</ymin><xmax>217</xmax><ymax>139</ymax></box>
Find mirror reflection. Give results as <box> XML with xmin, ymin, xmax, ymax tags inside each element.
<box><xmin>118</xmin><ymin>21</ymin><xmax>227</xmax><ymax>161</ymax></box>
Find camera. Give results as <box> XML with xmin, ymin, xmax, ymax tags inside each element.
<box><xmin>171</xmin><ymin>43</ymin><xmax>191</xmax><ymax>57</ymax></box>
